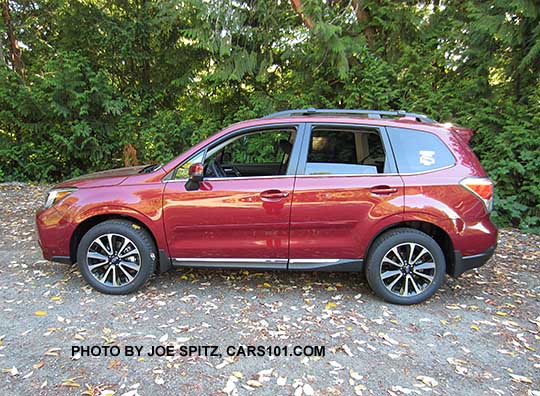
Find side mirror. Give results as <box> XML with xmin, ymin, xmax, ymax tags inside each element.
<box><xmin>185</xmin><ymin>162</ymin><xmax>204</xmax><ymax>191</ymax></box>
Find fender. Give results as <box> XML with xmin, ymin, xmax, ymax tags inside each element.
<box><xmin>360</xmin><ymin>211</ymin><xmax>461</xmax><ymax>260</ymax></box>
<box><xmin>402</xmin><ymin>210</ymin><xmax>462</xmax><ymax>241</ymax></box>
<box><xmin>74</xmin><ymin>205</ymin><xmax>168</xmax><ymax>252</ymax></box>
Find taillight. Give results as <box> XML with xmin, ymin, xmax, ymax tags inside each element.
<box><xmin>460</xmin><ymin>177</ymin><xmax>494</xmax><ymax>212</ymax></box>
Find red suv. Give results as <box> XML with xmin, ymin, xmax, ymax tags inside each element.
<box><xmin>36</xmin><ymin>109</ymin><xmax>497</xmax><ymax>304</ymax></box>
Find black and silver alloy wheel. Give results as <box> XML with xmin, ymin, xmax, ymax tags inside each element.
<box><xmin>77</xmin><ymin>220</ymin><xmax>156</xmax><ymax>294</ymax></box>
<box><xmin>365</xmin><ymin>228</ymin><xmax>446</xmax><ymax>305</ymax></box>
<box><xmin>86</xmin><ymin>233</ymin><xmax>141</xmax><ymax>287</ymax></box>
<box><xmin>380</xmin><ymin>242</ymin><xmax>436</xmax><ymax>297</ymax></box>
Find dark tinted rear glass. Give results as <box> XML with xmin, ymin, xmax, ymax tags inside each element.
<box><xmin>387</xmin><ymin>127</ymin><xmax>455</xmax><ymax>173</ymax></box>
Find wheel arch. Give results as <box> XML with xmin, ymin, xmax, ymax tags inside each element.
<box><xmin>364</xmin><ymin>220</ymin><xmax>455</xmax><ymax>275</ymax></box>
<box><xmin>70</xmin><ymin>210</ymin><xmax>170</xmax><ymax>273</ymax></box>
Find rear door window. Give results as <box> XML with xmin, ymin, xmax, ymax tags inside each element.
<box><xmin>387</xmin><ymin>127</ymin><xmax>455</xmax><ymax>173</ymax></box>
<box><xmin>304</xmin><ymin>127</ymin><xmax>388</xmax><ymax>175</ymax></box>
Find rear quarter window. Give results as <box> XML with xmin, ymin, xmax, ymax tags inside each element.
<box><xmin>387</xmin><ymin>127</ymin><xmax>455</xmax><ymax>173</ymax></box>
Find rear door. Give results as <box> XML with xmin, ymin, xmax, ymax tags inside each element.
<box><xmin>288</xmin><ymin>123</ymin><xmax>404</xmax><ymax>268</ymax></box>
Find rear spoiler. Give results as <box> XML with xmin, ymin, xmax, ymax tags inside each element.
<box><xmin>395</xmin><ymin>115</ymin><xmax>474</xmax><ymax>144</ymax></box>
<box><xmin>447</xmin><ymin>125</ymin><xmax>474</xmax><ymax>145</ymax></box>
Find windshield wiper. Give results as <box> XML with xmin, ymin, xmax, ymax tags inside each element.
<box><xmin>139</xmin><ymin>163</ymin><xmax>162</xmax><ymax>174</ymax></box>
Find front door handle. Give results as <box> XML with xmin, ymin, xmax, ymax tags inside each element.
<box><xmin>370</xmin><ymin>185</ymin><xmax>398</xmax><ymax>195</ymax></box>
<box><xmin>260</xmin><ymin>189</ymin><xmax>289</xmax><ymax>201</ymax></box>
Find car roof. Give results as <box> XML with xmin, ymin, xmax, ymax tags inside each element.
<box><xmin>220</xmin><ymin>108</ymin><xmax>451</xmax><ymax>135</ymax></box>
<box><xmin>225</xmin><ymin>115</ymin><xmax>449</xmax><ymax>135</ymax></box>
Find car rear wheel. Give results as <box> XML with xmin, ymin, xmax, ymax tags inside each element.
<box><xmin>77</xmin><ymin>220</ymin><xmax>156</xmax><ymax>294</ymax></box>
<box><xmin>365</xmin><ymin>228</ymin><xmax>445</xmax><ymax>305</ymax></box>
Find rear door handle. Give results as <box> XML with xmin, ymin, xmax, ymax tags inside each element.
<box><xmin>260</xmin><ymin>189</ymin><xmax>289</xmax><ymax>201</ymax></box>
<box><xmin>370</xmin><ymin>185</ymin><xmax>398</xmax><ymax>195</ymax></box>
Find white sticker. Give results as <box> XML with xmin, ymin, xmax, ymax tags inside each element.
<box><xmin>419</xmin><ymin>150</ymin><xmax>435</xmax><ymax>166</ymax></box>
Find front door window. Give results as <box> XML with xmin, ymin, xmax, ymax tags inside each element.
<box><xmin>204</xmin><ymin>128</ymin><xmax>296</xmax><ymax>178</ymax></box>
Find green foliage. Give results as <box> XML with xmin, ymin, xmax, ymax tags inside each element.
<box><xmin>0</xmin><ymin>51</ymin><xmax>126</xmax><ymax>181</ymax></box>
<box><xmin>0</xmin><ymin>0</ymin><xmax>539</xmax><ymax>230</ymax></box>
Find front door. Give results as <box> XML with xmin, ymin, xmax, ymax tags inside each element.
<box><xmin>163</xmin><ymin>125</ymin><xmax>301</xmax><ymax>267</ymax></box>
<box><xmin>289</xmin><ymin>124</ymin><xmax>404</xmax><ymax>268</ymax></box>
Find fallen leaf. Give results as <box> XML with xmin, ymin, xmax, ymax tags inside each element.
<box><xmin>155</xmin><ymin>377</ymin><xmax>164</xmax><ymax>385</ymax></box>
<box><xmin>325</xmin><ymin>302</ymin><xmax>337</xmax><ymax>310</ymax></box>
<box><xmin>61</xmin><ymin>378</ymin><xmax>81</xmax><ymax>387</ymax></box>
<box><xmin>2</xmin><ymin>367</ymin><xmax>19</xmax><ymax>376</ymax></box>
<box><xmin>246</xmin><ymin>379</ymin><xmax>262</xmax><ymax>388</ymax></box>
<box><xmin>44</xmin><ymin>348</ymin><xmax>61</xmax><ymax>357</ymax></box>
<box><xmin>34</xmin><ymin>310</ymin><xmax>48</xmax><ymax>316</ymax></box>
<box><xmin>509</xmin><ymin>374</ymin><xmax>532</xmax><ymax>384</ymax></box>
<box><xmin>108</xmin><ymin>360</ymin><xmax>121</xmax><ymax>369</ymax></box>
<box><xmin>350</xmin><ymin>369</ymin><xmax>362</xmax><ymax>381</ymax></box>
<box><xmin>303</xmin><ymin>384</ymin><xmax>314</xmax><ymax>395</ymax></box>
<box><xmin>32</xmin><ymin>361</ymin><xmax>44</xmax><ymax>369</ymax></box>
<box><xmin>223</xmin><ymin>375</ymin><xmax>238</xmax><ymax>395</ymax></box>
<box><xmin>354</xmin><ymin>384</ymin><xmax>367</xmax><ymax>395</ymax></box>
<box><xmin>416</xmin><ymin>375</ymin><xmax>438</xmax><ymax>387</ymax></box>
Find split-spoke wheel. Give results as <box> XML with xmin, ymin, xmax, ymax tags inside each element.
<box><xmin>366</xmin><ymin>228</ymin><xmax>445</xmax><ymax>304</ymax></box>
<box><xmin>77</xmin><ymin>220</ymin><xmax>156</xmax><ymax>294</ymax></box>
<box><xmin>86</xmin><ymin>233</ymin><xmax>141</xmax><ymax>287</ymax></box>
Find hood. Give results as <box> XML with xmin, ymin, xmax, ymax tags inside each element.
<box><xmin>55</xmin><ymin>165</ymin><xmax>148</xmax><ymax>189</ymax></box>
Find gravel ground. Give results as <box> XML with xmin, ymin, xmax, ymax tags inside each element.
<box><xmin>0</xmin><ymin>183</ymin><xmax>539</xmax><ymax>396</ymax></box>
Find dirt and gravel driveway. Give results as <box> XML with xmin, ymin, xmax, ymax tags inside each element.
<box><xmin>0</xmin><ymin>183</ymin><xmax>538</xmax><ymax>396</ymax></box>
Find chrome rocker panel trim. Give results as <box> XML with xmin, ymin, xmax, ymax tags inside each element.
<box><xmin>171</xmin><ymin>258</ymin><xmax>363</xmax><ymax>271</ymax></box>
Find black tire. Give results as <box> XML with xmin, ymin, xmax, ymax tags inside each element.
<box><xmin>365</xmin><ymin>228</ymin><xmax>445</xmax><ymax>305</ymax></box>
<box><xmin>76</xmin><ymin>219</ymin><xmax>157</xmax><ymax>294</ymax></box>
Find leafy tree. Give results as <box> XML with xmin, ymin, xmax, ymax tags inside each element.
<box><xmin>0</xmin><ymin>0</ymin><xmax>538</xmax><ymax>230</ymax></box>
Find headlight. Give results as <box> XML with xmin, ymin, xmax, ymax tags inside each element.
<box><xmin>44</xmin><ymin>188</ymin><xmax>77</xmax><ymax>209</ymax></box>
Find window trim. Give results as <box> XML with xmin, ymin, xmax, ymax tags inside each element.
<box><xmin>296</xmin><ymin>123</ymin><xmax>397</xmax><ymax>176</ymax></box>
<box><xmin>164</xmin><ymin>123</ymin><xmax>307</xmax><ymax>182</ymax></box>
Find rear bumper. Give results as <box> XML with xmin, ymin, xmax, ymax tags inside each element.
<box><xmin>450</xmin><ymin>244</ymin><xmax>497</xmax><ymax>278</ymax></box>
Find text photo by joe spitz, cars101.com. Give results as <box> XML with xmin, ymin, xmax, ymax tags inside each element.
<box><xmin>4</xmin><ymin>1</ymin><xmax>540</xmax><ymax>395</ymax></box>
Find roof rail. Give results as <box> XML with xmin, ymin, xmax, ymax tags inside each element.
<box><xmin>263</xmin><ymin>108</ymin><xmax>436</xmax><ymax>123</ymax></box>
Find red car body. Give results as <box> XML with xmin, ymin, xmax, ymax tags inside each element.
<box><xmin>36</xmin><ymin>113</ymin><xmax>497</xmax><ymax>281</ymax></box>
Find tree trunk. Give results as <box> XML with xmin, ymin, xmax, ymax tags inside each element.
<box><xmin>351</xmin><ymin>0</ymin><xmax>375</xmax><ymax>47</ymax></box>
<box><xmin>290</xmin><ymin>0</ymin><xmax>313</xmax><ymax>29</ymax></box>
<box><xmin>1</xmin><ymin>0</ymin><xmax>25</xmax><ymax>77</ymax></box>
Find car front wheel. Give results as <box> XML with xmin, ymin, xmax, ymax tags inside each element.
<box><xmin>76</xmin><ymin>219</ymin><xmax>156</xmax><ymax>294</ymax></box>
<box><xmin>365</xmin><ymin>228</ymin><xmax>446</xmax><ymax>305</ymax></box>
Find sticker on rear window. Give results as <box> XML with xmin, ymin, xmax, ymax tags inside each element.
<box><xmin>419</xmin><ymin>150</ymin><xmax>435</xmax><ymax>166</ymax></box>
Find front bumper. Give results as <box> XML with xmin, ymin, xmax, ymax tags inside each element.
<box><xmin>36</xmin><ymin>206</ymin><xmax>74</xmax><ymax>263</ymax></box>
<box><xmin>449</xmin><ymin>244</ymin><xmax>497</xmax><ymax>278</ymax></box>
